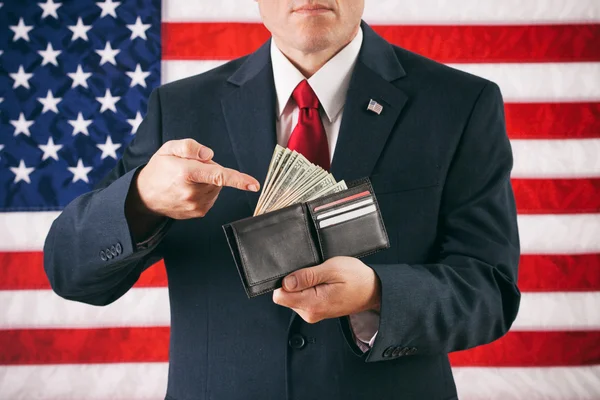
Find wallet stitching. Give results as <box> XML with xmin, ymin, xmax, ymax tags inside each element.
<box><xmin>301</xmin><ymin>204</ymin><xmax>320</xmax><ymax>265</ymax></box>
<box><xmin>235</xmin><ymin>207</ymin><xmax>318</xmax><ymax>288</ymax></box>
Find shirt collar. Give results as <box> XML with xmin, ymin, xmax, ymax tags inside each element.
<box><xmin>270</xmin><ymin>27</ymin><xmax>363</xmax><ymax>123</ymax></box>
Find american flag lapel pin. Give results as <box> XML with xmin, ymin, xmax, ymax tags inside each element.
<box><xmin>367</xmin><ymin>99</ymin><xmax>383</xmax><ymax>115</ymax></box>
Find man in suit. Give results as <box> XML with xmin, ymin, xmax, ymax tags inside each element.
<box><xmin>44</xmin><ymin>1</ymin><xmax>521</xmax><ymax>399</ymax></box>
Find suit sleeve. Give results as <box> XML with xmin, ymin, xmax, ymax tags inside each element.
<box><xmin>43</xmin><ymin>88</ymin><xmax>166</xmax><ymax>306</ymax></box>
<box><xmin>364</xmin><ymin>82</ymin><xmax>521</xmax><ymax>362</ymax></box>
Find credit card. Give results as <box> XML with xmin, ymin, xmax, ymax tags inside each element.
<box><xmin>319</xmin><ymin>204</ymin><xmax>377</xmax><ymax>228</ymax></box>
<box><xmin>316</xmin><ymin>198</ymin><xmax>374</xmax><ymax>220</ymax></box>
<box><xmin>313</xmin><ymin>190</ymin><xmax>371</xmax><ymax>212</ymax></box>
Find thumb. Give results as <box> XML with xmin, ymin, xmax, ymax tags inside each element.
<box><xmin>159</xmin><ymin>139</ymin><xmax>214</xmax><ymax>162</ymax></box>
<box><xmin>283</xmin><ymin>265</ymin><xmax>332</xmax><ymax>292</ymax></box>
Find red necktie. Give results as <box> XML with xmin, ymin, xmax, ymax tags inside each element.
<box><xmin>287</xmin><ymin>80</ymin><xmax>331</xmax><ymax>171</ymax></box>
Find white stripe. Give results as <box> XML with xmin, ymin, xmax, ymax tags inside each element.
<box><xmin>0</xmin><ymin>211</ymin><xmax>58</xmax><ymax>251</ymax></box>
<box><xmin>518</xmin><ymin>214</ymin><xmax>600</xmax><ymax>254</ymax></box>
<box><xmin>0</xmin><ymin>363</ymin><xmax>168</xmax><ymax>400</ymax></box>
<box><xmin>2</xmin><ymin>289</ymin><xmax>598</xmax><ymax>330</ymax></box>
<box><xmin>163</xmin><ymin>0</ymin><xmax>600</xmax><ymax>24</ymax></box>
<box><xmin>162</xmin><ymin>61</ymin><xmax>600</xmax><ymax>102</ymax></box>
<box><xmin>319</xmin><ymin>204</ymin><xmax>377</xmax><ymax>227</ymax></box>
<box><xmin>1</xmin><ymin>213</ymin><xmax>599</xmax><ymax>254</ymax></box>
<box><xmin>511</xmin><ymin>292</ymin><xmax>600</xmax><ymax>331</ymax></box>
<box><xmin>1</xmin><ymin>364</ymin><xmax>599</xmax><ymax>400</ymax></box>
<box><xmin>453</xmin><ymin>366</ymin><xmax>600</xmax><ymax>400</ymax></box>
<box><xmin>451</xmin><ymin>63</ymin><xmax>600</xmax><ymax>102</ymax></box>
<box><xmin>0</xmin><ymin>288</ymin><xmax>170</xmax><ymax>329</ymax></box>
<box><xmin>511</xmin><ymin>139</ymin><xmax>600</xmax><ymax>178</ymax></box>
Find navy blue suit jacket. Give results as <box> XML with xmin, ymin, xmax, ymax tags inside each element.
<box><xmin>44</xmin><ymin>23</ymin><xmax>520</xmax><ymax>400</ymax></box>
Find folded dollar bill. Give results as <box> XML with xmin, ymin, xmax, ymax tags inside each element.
<box><xmin>254</xmin><ymin>145</ymin><xmax>347</xmax><ymax>216</ymax></box>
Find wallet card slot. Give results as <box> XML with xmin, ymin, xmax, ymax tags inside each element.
<box><xmin>318</xmin><ymin>203</ymin><xmax>377</xmax><ymax>228</ymax></box>
<box><xmin>316</xmin><ymin>197</ymin><xmax>374</xmax><ymax>221</ymax></box>
<box><xmin>313</xmin><ymin>190</ymin><xmax>371</xmax><ymax>212</ymax></box>
<box><xmin>316</xmin><ymin>209</ymin><xmax>389</xmax><ymax>259</ymax></box>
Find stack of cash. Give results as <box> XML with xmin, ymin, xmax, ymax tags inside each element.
<box><xmin>254</xmin><ymin>145</ymin><xmax>347</xmax><ymax>216</ymax></box>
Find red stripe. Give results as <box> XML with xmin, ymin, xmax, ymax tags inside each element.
<box><xmin>0</xmin><ymin>328</ymin><xmax>169</xmax><ymax>365</ymax></box>
<box><xmin>0</xmin><ymin>328</ymin><xmax>597</xmax><ymax>366</ymax></box>
<box><xmin>449</xmin><ymin>331</ymin><xmax>600</xmax><ymax>367</ymax></box>
<box><xmin>2</xmin><ymin>253</ymin><xmax>599</xmax><ymax>292</ymax></box>
<box><xmin>513</xmin><ymin>178</ymin><xmax>600</xmax><ymax>214</ymax></box>
<box><xmin>0</xmin><ymin>254</ymin><xmax>167</xmax><ymax>290</ymax></box>
<box><xmin>505</xmin><ymin>103</ymin><xmax>600</xmax><ymax>140</ymax></box>
<box><xmin>518</xmin><ymin>254</ymin><xmax>600</xmax><ymax>292</ymax></box>
<box><xmin>162</xmin><ymin>23</ymin><xmax>600</xmax><ymax>63</ymax></box>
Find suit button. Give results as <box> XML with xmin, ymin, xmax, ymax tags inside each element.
<box><xmin>106</xmin><ymin>248</ymin><xmax>113</xmax><ymax>259</ymax></box>
<box><xmin>99</xmin><ymin>250</ymin><xmax>107</xmax><ymax>261</ymax></box>
<box><xmin>392</xmin><ymin>346</ymin><xmax>404</xmax><ymax>357</ymax></box>
<box><xmin>110</xmin><ymin>245</ymin><xmax>117</xmax><ymax>257</ymax></box>
<box><xmin>288</xmin><ymin>334</ymin><xmax>306</xmax><ymax>349</ymax></box>
<box><xmin>383</xmin><ymin>346</ymin><xmax>395</xmax><ymax>358</ymax></box>
<box><xmin>406</xmin><ymin>347</ymin><xmax>418</xmax><ymax>355</ymax></box>
<box><xmin>115</xmin><ymin>243</ymin><xmax>122</xmax><ymax>255</ymax></box>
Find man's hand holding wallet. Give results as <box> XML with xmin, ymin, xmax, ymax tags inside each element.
<box><xmin>223</xmin><ymin>145</ymin><xmax>390</xmax><ymax>322</ymax></box>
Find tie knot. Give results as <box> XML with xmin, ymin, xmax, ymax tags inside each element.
<box><xmin>292</xmin><ymin>80</ymin><xmax>319</xmax><ymax>109</ymax></box>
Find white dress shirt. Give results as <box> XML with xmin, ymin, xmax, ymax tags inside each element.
<box><xmin>270</xmin><ymin>28</ymin><xmax>379</xmax><ymax>352</ymax></box>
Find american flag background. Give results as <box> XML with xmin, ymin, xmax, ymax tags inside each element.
<box><xmin>0</xmin><ymin>0</ymin><xmax>599</xmax><ymax>398</ymax></box>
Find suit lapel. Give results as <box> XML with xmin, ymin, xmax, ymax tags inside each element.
<box><xmin>222</xmin><ymin>42</ymin><xmax>277</xmax><ymax>213</ymax></box>
<box><xmin>331</xmin><ymin>23</ymin><xmax>408</xmax><ymax>182</ymax></box>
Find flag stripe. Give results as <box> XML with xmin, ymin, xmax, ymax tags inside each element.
<box><xmin>453</xmin><ymin>366</ymin><xmax>600</xmax><ymax>400</ymax></box>
<box><xmin>1</xmin><ymin>289</ymin><xmax>598</xmax><ymax>330</ymax></box>
<box><xmin>518</xmin><ymin>254</ymin><xmax>600</xmax><ymax>292</ymax></box>
<box><xmin>518</xmin><ymin>214</ymin><xmax>600</xmax><ymax>254</ymax></box>
<box><xmin>162</xmin><ymin>23</ymin><xmax>600</xmax><ymax>63</ymax></box>
<box><xmin>504</xmin><ymin>103</ymin><xmax>600</xmax><ymax>140</ymax></box>
<box><xmin>449</xmin><ymin>331</ymin><xmax>600</xmax><ymax>366</ymax></box>
<box><xmin>1</xmin><ymin>328</ymin><xmax>597</xmax><ymax>367</ymax></box>
<box><xmin>162</xmin><ymin>0</ymin><xmax>600</xmax><ymax>24</ymax></box>
<box><xmin>162</xmin><ymin>60</ymin><xmax>600</xmax><ymax>102</ymax></box>
<box><xmin>512</xmin><ymin>179</ymin><xmax>600</xmax><ymax>214</ymax></box>
<box><xmin>0</xmin><ymin>363</ymin><xmax>169</xmax><ymax>400</ymax></box>
<box><xmin>3</xmin><ymin>254</ymin><xmax>600</xmax><ymax>292</ymax></box>
<box><xmin>511</xmin><ymin>139</ymin><xmax>600</xmax><ymax>178</ymax></box>
<box><xmin>0</xmin><ymin>364</ymin><xmax>599</xmax><ymax>400</ymax></box>
<box><xmin>2</xmin><ymin>213</ymin><xmax>599</xmax><ymax>253</ymax></box>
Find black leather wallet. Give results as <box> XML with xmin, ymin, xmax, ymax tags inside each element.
<box><xmin>223</xmin><ymin>178</ymin><xmax>390</xmax><ymax>298</ymax></box>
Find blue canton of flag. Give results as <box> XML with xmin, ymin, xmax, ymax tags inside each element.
<box><xmin>0</xmin><ymin>0</ymin><xmax>161</xmax><ymax>210</ymax></box>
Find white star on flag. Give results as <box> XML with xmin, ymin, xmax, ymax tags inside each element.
<box><xmin>68</xmin><ymin>112</ymin><xmax>93</xmax><ymax>136</ymax></box>
<box><xmin>127</xmin><ymin>16</ymin><xmax>150</xmax><ymax>40</ymax></box>
<box><xmin>10</xmin><ymin>160</ymin><xmax>36</xmax><ymax>184</ymax></box>
<box><xmin>67</xmin><ymin>65</ymin><xmax>92</xmax><ymax>88</ymax></box>
<box><xmin>38</xmin><ymin>0</ymin><xmax>62</xmax><ymax>19</ymax></box>
<box><xmin>38</xmin><ymin>137</ymin><xmax>63</xmax><ymax>161</ymax></box>
<box><xmin>10</xmin><ymin>65</ymin><xmax>34</xmax><ymax>89</ymax></box>
<box><xmin>10</xmin><ymin>113</ymin><xmax>34</xmax><ymax>137</ymax></box>
<box><xmin>96</xmin><ymin>42</ymin><xmax>120</xmax><ymax>66</ymax></box>
<box><xmin>96</xmin><ymin>89</ymin><xmax>121</xmax><ymax>113</ymax></box>
<box><xmin>38</xmin><ymin>43</ymin><xmax>61</xmax><ymax>66</ymax></box>
<box><xmin>127</xmin><ymin>111</ymin><xmax>143</xmax><ymax>134</ymax></box>
<box><xmin>68</xmin><ymin>159</ymin><xmax>93</xmax><ymax>183</ymax></box>
<box><xmin>38</xmin><ymin>90</ymin><xmax>62</xmax><ymax>113</ymax></box>
<box><xmin>96</xmin><ymin>0</ymin><xmax>121</xmax><ymax>18</ymax></box>
<box><xmin>10</xmin><ymin>18</ymin><xmax>33</xmax><ymax>42</ymax></box>
<box><xmin>97</xmin><ymin>136</ymin><xmax>122</xmax><ymax>160</ymax></box>
<box><xmin>68</xmin><ymin>17</ymin><xmax>92</xmax><ymax>41</ymax></box>
<box><xmin>126</xmin><ymin>64</ymin><xmax>150</xmax><ymax>88</ymax></box>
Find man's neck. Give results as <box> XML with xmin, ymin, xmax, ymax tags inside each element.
<box><xmin>273</xmin><ymin>26</ymin><xmax>359</xmax><ymax>78</ymax></box>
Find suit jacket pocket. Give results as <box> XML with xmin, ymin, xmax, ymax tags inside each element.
<box><xmin>370</xmin><ymin>164</ymin><xmax>441</xmax><ymax>194</ymax></box>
